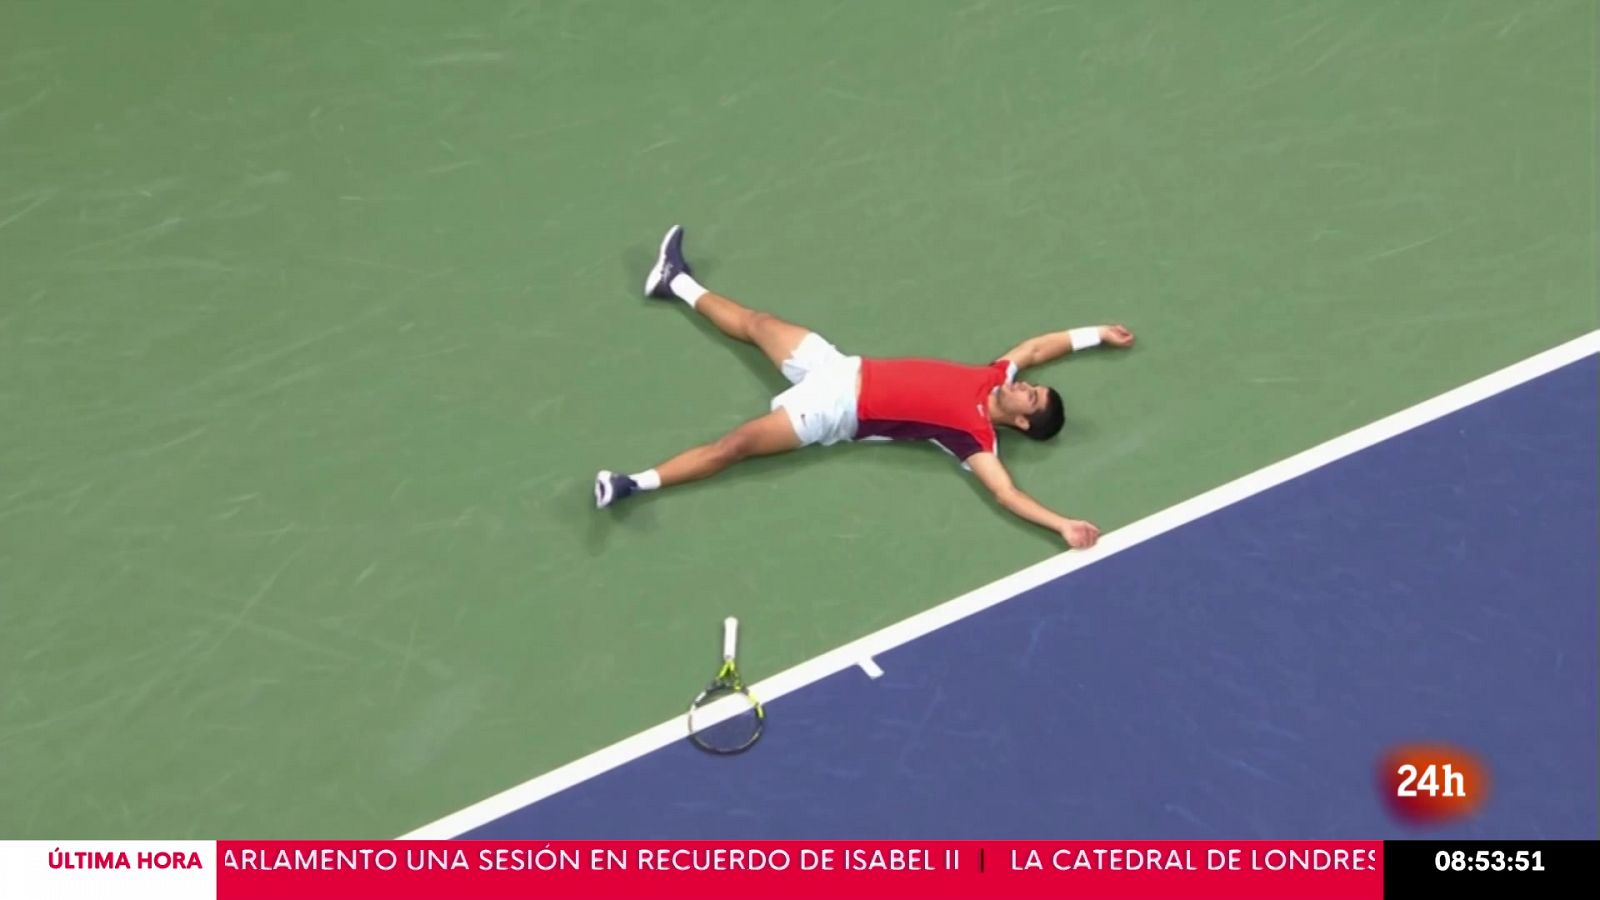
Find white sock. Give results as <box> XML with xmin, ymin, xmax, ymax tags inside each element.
<box><xmin>631</xmin><ymin>469</ymin><xmax>662</xmax><ymax>491</ymax></box>
<box><xmin>670</xmin><ymin>273</ymin><xmax>708</xmax><ymax>307</ymax></box>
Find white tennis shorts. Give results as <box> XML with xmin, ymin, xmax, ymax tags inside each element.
<box><xmin>770</xmin><ymin>333</ymin><xmax>860</xmax><ymax>447</ymax></box>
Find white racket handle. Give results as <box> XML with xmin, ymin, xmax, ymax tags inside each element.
<box><xmin>722</xmin><ymin>617</ymin><xmax>739</xmax><ymax>661</ymax></box>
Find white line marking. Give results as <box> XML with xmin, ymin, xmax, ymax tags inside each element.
<box><xmin>400</xmin><ymin>330</ymin><xmax>1600</xmax><ymax>839</ymax></box>
<box><xmin>857</xmin><ymin>657</ymin><xmax>885</xmax><ymax>679</ymax></box>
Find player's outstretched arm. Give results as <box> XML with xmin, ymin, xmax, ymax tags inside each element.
<box><xmin>999</xmin><ymin>324</ymin><xmax>1134</xmax><ymax>370</ymax></box>
<box><xmin>967</xmin><ymin>452</ymin><xmax>1100</xmax><ymax>549</ymax></box>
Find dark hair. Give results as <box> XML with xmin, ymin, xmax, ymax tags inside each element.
<box><xmin>1023</xmin><ymin>387</ymin><xmax>1065</xmax><ymax>440</ymax></box>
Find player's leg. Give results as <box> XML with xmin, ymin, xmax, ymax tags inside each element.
<box><xmin>642</xmin><ymin>225</ymin><xmax>815</xmax><ymax>377</ymax></box>
<box><xmin>594</xmin><ymin>409</ymin><xmax>800</xmax><ymax>508</ymax></box>
<box><xmin>694</xmin><ymin>294</ymin><xmax>815</xmax><ymax>375</ymax></box>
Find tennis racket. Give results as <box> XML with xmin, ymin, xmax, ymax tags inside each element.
<box><xmin>687</xmin><ymin>617</ymin><xmax>765</xmax><ymax>754</ymax></box>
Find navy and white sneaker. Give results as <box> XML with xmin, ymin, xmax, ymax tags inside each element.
<box><xmin>594</xmin><ymin>470</ymin><xmax>638</xmax><ymax>509</ymax></box>
<box><xmin>642</xmin><ymin>224</ymin><xmax>692</xmax><ymax>300</ymax></box>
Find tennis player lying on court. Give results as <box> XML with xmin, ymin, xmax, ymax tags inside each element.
<box><xmin>593</xmin><ymin>226</ymin><xmax>1135</xmax><ymax>549</ymax></box>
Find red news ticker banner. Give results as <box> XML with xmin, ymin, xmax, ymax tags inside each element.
<box><xmin>216</xmin><ymin>841</ymin><xmax>1384</xmax><ymax>899</ymax></box>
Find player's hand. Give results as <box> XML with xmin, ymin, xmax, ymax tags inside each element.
<box><xmin>1099</xmin><ymin>324</ymin><xmax>1135</xmax><ymax>348</ymax></box>
<box><xmin>1059</xmin><ymin>519</ymin><xmax>1101</xmax><ymax>549</ymax></box>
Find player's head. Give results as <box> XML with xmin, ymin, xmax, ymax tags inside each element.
<box><xmin>994</xmin><ymin>381</ymin><xmax>1065</xmax><ymax>440</ymax></box>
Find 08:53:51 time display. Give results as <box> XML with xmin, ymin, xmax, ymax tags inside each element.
<box><xmin>1434</xmin><ymin>850</ymin><xmax>1544</xmax><ymax>873</ymax></box>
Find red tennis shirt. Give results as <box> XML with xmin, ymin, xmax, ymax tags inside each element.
<box><xmin>853</xmin><ymin>357</ymin><xmax>1017</xmax><ymax>463</ymax></box>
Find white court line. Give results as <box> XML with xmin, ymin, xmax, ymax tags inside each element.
<box><xmin>857</xmin><ymin>657</ymin><xmax>885</xmax><ymax>679</ymax></box>
<box><xmin>401</xmin><ymin>330</ymin><xmax>1600</xmax><ymax>839</ymax></box>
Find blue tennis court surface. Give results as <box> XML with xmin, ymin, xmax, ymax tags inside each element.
<box><xmin>465</xmin><ymin>354</ymin><xmax>1598</xmax><ymax>840</ymax></box>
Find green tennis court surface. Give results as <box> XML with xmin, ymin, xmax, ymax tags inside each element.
<box><xmin>1</xmin><ymin>0</ymin><xmax>1592</xmax><ymax>837</ymax></box>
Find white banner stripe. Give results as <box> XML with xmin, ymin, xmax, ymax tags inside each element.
<box><xmin>0</xmin><ymin>842</ymin><xmax>215</xmax><ymax>900</ymax></box>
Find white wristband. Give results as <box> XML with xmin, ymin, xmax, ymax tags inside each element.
<box><xmin>1068</xmin><ymin>327</ymin><xmax>1102</xmax><ymax>351</ymax></box>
